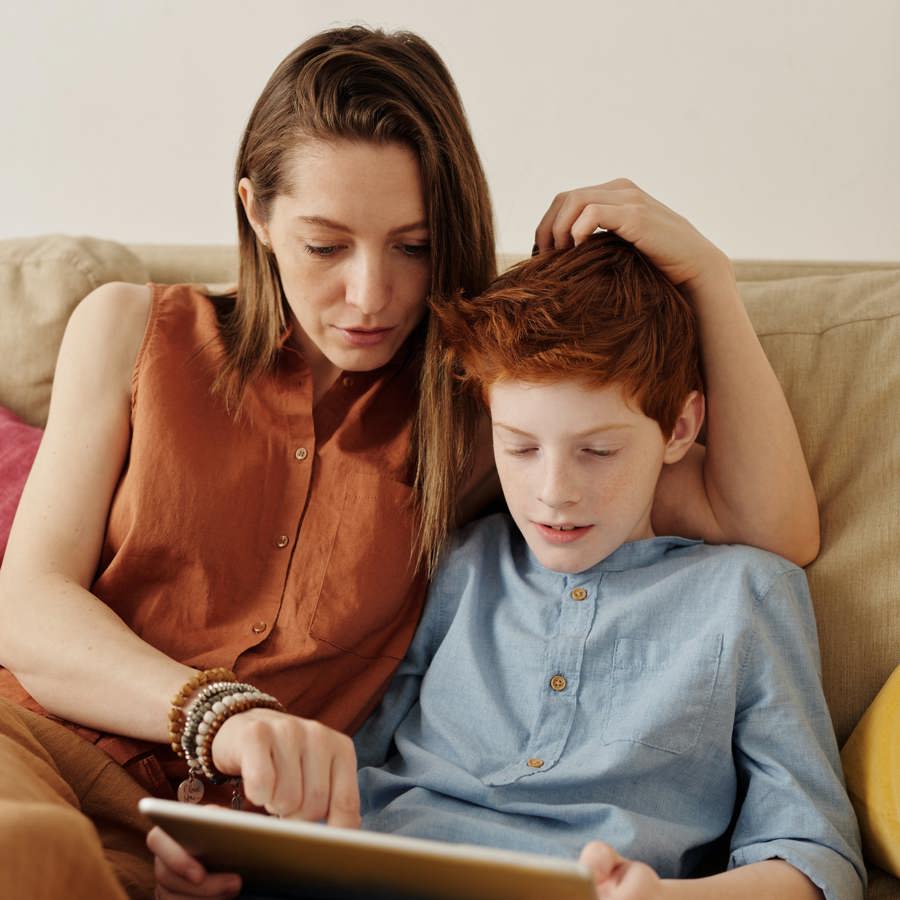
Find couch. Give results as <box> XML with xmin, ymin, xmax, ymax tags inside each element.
<box><xmin>0</xmin><ymin>235</ymin><xmax>897</xmax><ymax>898</ymax></box>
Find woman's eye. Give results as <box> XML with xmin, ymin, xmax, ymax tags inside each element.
<box><xmin>399</xmin><ymin>243</ymin><xmax>430</xmax><ymax>257</ymax></box>
<box><xmin>304</xmin><ymin>244</ymin><xmax>341</xmax><ymax>257</ymax></box>
<box><xmin>585</xmin><ymin>448</ymin><xmax>615</xmax><ymax>458</ymax></box>
<box><xmin>508</xmin><ymin>447</ymin><xmax>537</xmax><ymax>457</ymax></box>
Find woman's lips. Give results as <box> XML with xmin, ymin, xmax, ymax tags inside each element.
<box><xmin>533</xmin><ymin>523</ymin><xmax>594</xmax><ymax>544</ymax></box>
<box><xmin>336</xmin><ymin>326</ymin><xmax>394</xmax><ymax>347</ymax></box>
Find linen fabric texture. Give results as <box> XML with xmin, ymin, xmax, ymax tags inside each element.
<box><xmin>0</xmin><ymin>235</ymin><xmax>149</xmax><ymax>427</ymax></box>
<box><xmin>0</xmin><ymin>697</ymin><xmax>152</xmax><ymax>900</ymax></box>
<box><xmin>356</xmin><ymin>514</ymin><xmax>865</xmax><ymax>900</ymax></box>
<box><xmin>0</xmin><ymin>282</ymin><xmax>428</xmax><ymax>795</ymax></box>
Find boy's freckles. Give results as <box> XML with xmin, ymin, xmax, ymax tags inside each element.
<box><xmin>488</xmin><ymin>378</ymin><xmax>670</xmax><ymax>574</ymax></box>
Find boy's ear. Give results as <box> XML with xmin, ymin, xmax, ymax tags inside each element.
<box><xmin>663</xmin><ymin>391</ymin><xmax>705</xmax><ymax>464</ymax></box>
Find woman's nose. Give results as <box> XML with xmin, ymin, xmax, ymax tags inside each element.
<box><xmin>346</xmin><ymin>256</ymin><xmax>390</xmax><ymax>316</ymax></box>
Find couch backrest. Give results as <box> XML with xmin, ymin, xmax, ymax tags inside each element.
<box><xmin>1</xmin><ymin>235</ymin><xmax>898</xmax><ymax>744</ymax></box>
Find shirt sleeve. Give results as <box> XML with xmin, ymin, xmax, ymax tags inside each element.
<box><xmin>353</xmin><ymin>534</ymin><xmax>463</xmax><ymax>769</ymax></box>
<box><xmin>728</xmin><ymin>567</ymin><xmax>866</xmax><ymax>900</ymax></box>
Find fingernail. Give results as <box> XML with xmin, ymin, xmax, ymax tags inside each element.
<box><xmin>531</xmin><ymin>244</ymin><xmax>539</xmax><ymax>257</ymax></box>
<box><xmin>189</xmin><ymin>866</ymin><xmax>205</xmax><ymax>883</ymax></box>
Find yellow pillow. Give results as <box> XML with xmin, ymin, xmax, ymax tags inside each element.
<box><xmin>841</xmin><ymin>666</ymin><xmax>900</xmax><ymax>877</ymax></box>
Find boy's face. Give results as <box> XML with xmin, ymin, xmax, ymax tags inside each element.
<box><xmin>489</xmin><ymin>378</ymin><xmax>674</xmax><ymax>574</ymax></box>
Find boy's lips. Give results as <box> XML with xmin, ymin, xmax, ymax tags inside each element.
<box><xmin>533</xmin><ymin>522</ymin><xmax>594</xmax><ymax>544</ymax></box>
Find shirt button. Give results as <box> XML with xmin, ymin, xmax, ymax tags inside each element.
<box><xmin>570</xmin><ymin>587</ymin><xmax>588</xmax><ymax>601</ymax></box>
<box><xmin>527</xmin><ymin>758</ymin><xmax>544</xmax><ymax>769</ymax></box>
<box><xmin>550</xmin><ymin>674</ymin><xmax>568</xmax><ymax>692</ymax></box>
<box><xmin>294</xmin><ymin>447</ymin><xmax>308</xmax><ymax>461</ymax></box>
<box><xmin>275</xmin><ymin>534</ymin><xmax>289</xmax><ymax>549</ymax></box>
<box><xmin>341</xmin><ymin>376</ymin><xmax>354</xmax><ymax>388</ymax></box>
<box><xmin>251</xmin><ymin>621</ymin><xmax>268</xmax><ymax>634</ymax></box>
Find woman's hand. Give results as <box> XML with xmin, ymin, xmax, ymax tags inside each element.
<box><xmin>211</xmin><ymin>708</ymin><xmax>361</xmax><ymax>822</ymax></box>
<box><xmin>148</xmin><ymin>710</ymin><xmax>360</xmax><ymax>898</ymax></box>
<box><xmin>534</xmin><ymin>178</ymin><xmax>730</xmax><ymax>294</ymax></box>
<box><xmin>580</xmin><ymin>841</ymin><xmax>665</xmax><ymax>900</ymax></box>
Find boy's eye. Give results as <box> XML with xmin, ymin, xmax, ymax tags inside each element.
<box><xmin>585</xmin><ymin>448</ymin><xmax>615</xmax><ymax>458</ymax></box>
<box><xmin>304</xmin><ymin>244</ymin><xmax>341</xmax><ymax>257</ymax></box>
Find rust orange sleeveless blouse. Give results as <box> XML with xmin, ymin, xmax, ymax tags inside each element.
<box><xmin>0</xmin><ymin>283</ymin><xmax>428</xmax><ymax>794</ymax></box>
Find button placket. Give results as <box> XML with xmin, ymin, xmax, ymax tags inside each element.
<box><xmin>521</xmin><ymin>578</ymin><xmax>598</xmax><ymax>775</ymax></box>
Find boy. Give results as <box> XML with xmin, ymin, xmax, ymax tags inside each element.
<box><xmin>354</xmin><ymin>234</ymin><xmax>864</xmax><ymax>899</ymax></box>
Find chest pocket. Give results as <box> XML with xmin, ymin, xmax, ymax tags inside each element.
<box><xmin>601</xmin><ymin>634</ymin><xmax>723</xmax><ymax>755</ymax></box>
<box><xmin>308</xmin><ymin>470</ymin><xmax>424</xmax><ymax>661</ymax></box>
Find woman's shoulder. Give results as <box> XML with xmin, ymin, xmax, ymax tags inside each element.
<box><xmin>63</xmin><ymin>282</ymin><xmax>152</xmax><ymax>393</ymax></box>
<box><xmin>72</xmin><ymin>280</ymin><xmax>152</xmax><ymax>325</ymax></box>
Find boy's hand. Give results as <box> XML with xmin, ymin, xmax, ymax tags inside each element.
<box><xmin>211</xmin><ymin>708</ymin><xmax>361</xmax><ymax>822</ymax></box>
<box><xmin>149</xmin><ymin>825</ymin><xmax>242</xmax><ymax>899</ymax></box>
<box><xmin>580</xmin><ymin>841</ymin><xmax>665</xmax><ymax>899</ymax></box>
<box><xmin>534</xmin><ymin>179</ymin><xmax>731</xmax><ymax>295</ymax></box>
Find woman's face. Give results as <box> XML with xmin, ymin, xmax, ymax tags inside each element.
<box><xmin>240</xmin><ymin>140</ymin><xmax>431</xmax><ymax>393</ymax></box>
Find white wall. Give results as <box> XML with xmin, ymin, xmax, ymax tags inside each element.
<box><xmin>2</xmin><ymin>0</ymin><xmax>898</xmax><ymax>260</ymax></box>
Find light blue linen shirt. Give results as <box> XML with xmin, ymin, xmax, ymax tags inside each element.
<box><xmin>355</xmin><ymin>514</ymin><xmax>864</xmax><ymax>900</ymax></box>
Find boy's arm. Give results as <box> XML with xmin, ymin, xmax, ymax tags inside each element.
<box><xmin>725</xmin><ymin>566</ymin><xmax>865</xmax><ymax>900</ymax></box>
<box><xmin>533</xmin><ymin>180</ymin><xmax>820</xmax><ymax>566</ymax></box>
<box><xmin>580</xmin><ymin>843</ymin><xmax>823</xmax><ymax>898</ymax></box>
<box><xmin>580</xmin><ymin>565</ymin><xmax>863</xmax><ymax>900</ymax></box>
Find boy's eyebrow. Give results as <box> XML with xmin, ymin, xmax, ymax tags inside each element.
<box><xmin>294</xmin><ymin>215</ymin><xmax>429</xmax><ymax>235</ymax></box>
<box><xmin>493</xmin><ymin>422</ymin><xmax>634</xmax><ymax>439</ymax></box>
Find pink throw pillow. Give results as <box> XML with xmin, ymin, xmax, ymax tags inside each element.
<box><xmin>0</xmin><ymin>407</ymin><xmax>42</xmax><ymax>560</ymax></box>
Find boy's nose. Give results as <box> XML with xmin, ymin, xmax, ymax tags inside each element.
<box><xmin>538</xmin><ymin>462</ymin><xmax>580</xmax><ymax>509</ymax></box>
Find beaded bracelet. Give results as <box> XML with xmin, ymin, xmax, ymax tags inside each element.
<box><xmin>174</xmin><ymin>680</ymin><xmax>286</xmax><ymax>802</ymax></box>
<box><xmin>194</xmin><ymin>691</ymin><xmax>284</xmax><ymax>783</ymax></box>
<box><xmin>179</xmin><ymin>682</ymin><xmax>257</xmax><ymax>761</ymax></box>
<box><xmin>168</xmin><ymin>667</ymin><xmax>237</xmax><ymax>756</ymax></box>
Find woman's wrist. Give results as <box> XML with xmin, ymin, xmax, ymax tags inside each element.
<box><xmin>681</xmin><ymin>249</ymin><xmax>736</xmax><ymax>306</ymax></box>
<box><xmin>167</xmin><ymin>668</ymin><xmax>286</xmax><ymax>802</ymax></box>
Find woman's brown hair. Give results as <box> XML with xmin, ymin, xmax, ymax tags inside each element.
<box><xmin>215</xmin><ymin>26</ymin><xmax>495</xmax><ymax>573</ymax></box>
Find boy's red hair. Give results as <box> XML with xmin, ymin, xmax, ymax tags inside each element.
<box><xmin>433</xmin><ymin>232</ymin><xmax>702</xmax><ymax>436</ymax></box>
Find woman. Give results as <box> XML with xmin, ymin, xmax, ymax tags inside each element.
<box><xmin>0</xmin><ymin>26</ymin><xmax>818</xmax><ymax>900</ymax></box>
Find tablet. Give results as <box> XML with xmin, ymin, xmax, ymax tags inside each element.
<box><xmin>140</xmin><ymin>797</ymin><xmax>596</xmax><ymax>900</ymax></box>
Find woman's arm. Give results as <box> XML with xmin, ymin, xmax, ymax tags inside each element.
<box><xmin>0</xmin><ymin>282</ymin><xmax>195</xmax><ymax>739</ymax></box>
<box><xmin>534</xmin><ymin>179</ymin><xmax>819</xmax><ymax>565</ymax></box>
<box><xmin>0</xmin><ymin>283</ymin><xmax>360</xmax><ymax>826</ymax></box>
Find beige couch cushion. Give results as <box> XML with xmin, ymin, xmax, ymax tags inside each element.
<box><xmin>739</xmin><ymin>268</ymin><xmax>900</xmax><ymax>745</ymax></box>
<box><xmin>0</xmin><ymin>235</ymin><xmax>149</xmax><ymax>426</ymax></box>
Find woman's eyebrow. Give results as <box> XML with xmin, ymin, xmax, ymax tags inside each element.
<box><xmin>294</xmin><ymin>215</ymin><xmax>352</xmax><ymax>232</ymax></box>
<box><xmin>294</xmin><ymin>215</ymin><xmax>428</xmax><ymax>235</ymax></box>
